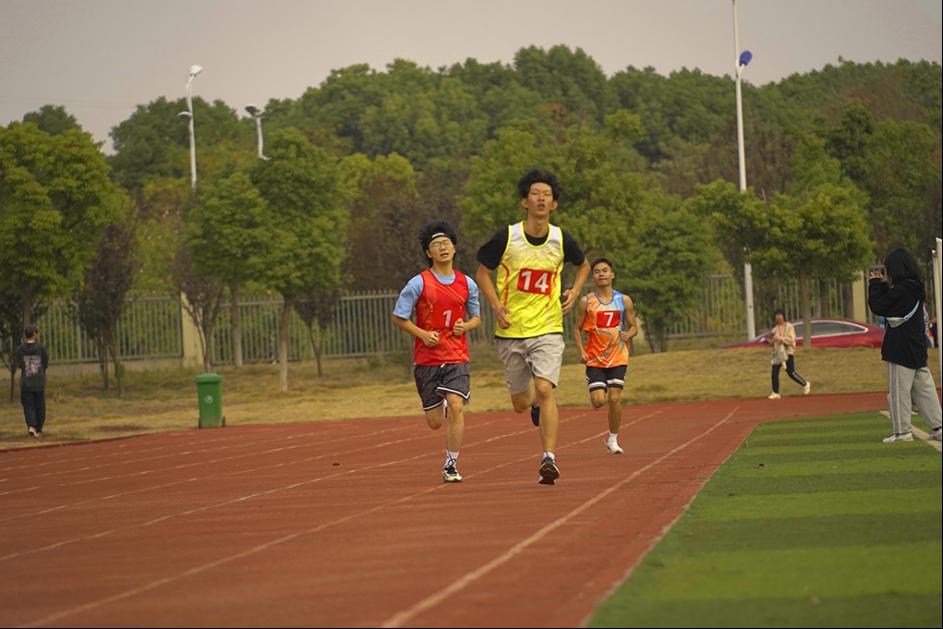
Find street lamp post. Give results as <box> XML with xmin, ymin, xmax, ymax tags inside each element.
<box><xmin>180</xmin><ymin>64</ymin><xmax>203</xmax><ymax>190</ymax></box>
<box><xmin>245</xmin><ymin>104</ymin><xmax>268</xmax><ymax>160</ymax></box>
<box><xmin>733</xmin><ymin>1</ymin><xmax>756</xmax><ymax>340</ymax></box>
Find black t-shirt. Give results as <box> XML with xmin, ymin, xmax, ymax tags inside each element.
<box><xmin>476</xmin><ymin>226</ymin><xmax>585</xmax><ymax>270</ymax></box>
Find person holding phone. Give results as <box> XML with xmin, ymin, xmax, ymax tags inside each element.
<box><xmin>868</xmin><ymin>248</ymin><xmax>942</xmax><ymax>443</ymax></box>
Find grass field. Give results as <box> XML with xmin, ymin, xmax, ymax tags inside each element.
<box><xmin>1</xmin><ymin>346</ymin><xmax>939</xmax><ymax>450</ymax></box>
<box><xmin>588</xmin><ymin>411</ymin><xmax>943</xmax><ymax>628</ymax></box>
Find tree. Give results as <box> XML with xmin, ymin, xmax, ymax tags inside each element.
<box><xmin>294</xmin><ymin>287</ymin><xmax>340</xmax><ymax>377</ymax></box>
<box><xmin>185</xmin><ymin>171</ymin><xmax>274</xmax><ymax>368</ymax></box>
<box><xmin>110</xmin><ymin>97</ymin><xmax>250</xmax><ymax>192</ymax></box>
<box><xmin>172</xmin><ymin>242</ymin><xmax>226</xmax><ymax>373</ymax></box>
<box><xmin>252</xmin><ymin>129</ymin><xmax>348</xmax><ymax>391</ymax></box>
<box><xmin>339</xmin><ymin>152</ymin><xmax>428</xmax><ymax>289</ymax></box>
<box><xmin>0</xmin><ymin>289</ymin><xmax>24</xmax><ymax>403</ymax></box>
<box><xmin>73</xmin><ymin>193</ymin><xmax>138</xmax><ymax>395</ymax></box>
<box><xmin>22</xmin><ymin>105</ymin><xmax>81</xmax><ymax>135</ymax></box>
<box><xmin>710</xmin><ymin>138</ymin><xmax>873</xmax><ymax>347</ymax></box>
<box><xmin>853</xmin><ymin>119</ymin><xmax>941</xmax><ymax>258</ymax></box>
<box><xmin>0</xmin><ymin>122</ymin><xmax>118</xmax><ymax>325</ymax></box>
<box><xmin>620</xmin><ymin>193</ymin><xmax>713</xmax><ymax>353</ymax></box>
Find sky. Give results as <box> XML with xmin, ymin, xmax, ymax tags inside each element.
<box><xmin>2</xmin><ymin>0</ymin><xmax>941</xmax><ymax>152</ymax></box>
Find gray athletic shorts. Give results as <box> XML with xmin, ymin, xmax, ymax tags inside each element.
<box><xmin>413</xmin><ymin>362</ymin><xmax>471</xmax><ymax>411</ymax></box>
<box><xmin>495</xmin><ymin>334</ymin><xmax>565</xmax><ymax>395</ymax></box>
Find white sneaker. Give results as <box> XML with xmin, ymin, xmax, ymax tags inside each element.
<box><xmin>882</xmin><ymin>433</ymin><xmax>914</xmax><ymax>443</ymax></box>
<box><xmin>803</xmin><ymin>382</ymin><xmax>812</xmax><ymax>396</ymax></box>
<box><xmin>767</xmin><ymin>393</ymin><xmax>781</xmax><ymax>400</ymax></box>
<box><xmin>929</xmin><ymin>429</ymin><xmax>942</xmax><ymax>441</ymax></box>
<box><xmin>442</xmin><ymin>464</ymin><xmax>462</xmax><ymax>483</ymax></box>
<box><xmin>605</xmin><ymin>440</ymin><xmax>624</xmax><ymax>454</ymax></box>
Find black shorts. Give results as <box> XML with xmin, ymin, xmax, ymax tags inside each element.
<box><xmin>585</xmin><ymin>365</ymin><xmax>627</xmax><ymax>392</ymax></box>
<box><xmin>413</xmin><ymin>363</ymin><xmax>471</xmax><ymax>411</ymax></box>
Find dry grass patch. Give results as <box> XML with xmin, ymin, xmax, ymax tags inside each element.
<box><xmin>2</xmin><ymin>346</ymin><xmax>931</xmax><ymax>450</ymax></box>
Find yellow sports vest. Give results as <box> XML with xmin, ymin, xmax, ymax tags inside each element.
<box><xmin>495</xmin><ymin>222</ymin><xmax>564</xmax><ymax>338</ymax></box>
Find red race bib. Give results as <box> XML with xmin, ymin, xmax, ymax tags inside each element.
<box><xmin>516</xmin><ymin>268</ymin><xmax>552</xmax><ymax>295</ymax></box>
<box><xmin>595</xmin><ymin>310</ymin><xmax>621</xmax><ymax>329</ymax></box>
<box><xmin>427</xmin><ymin>308</ymin><xmax>460</xmax><ymax>330</ymax></box>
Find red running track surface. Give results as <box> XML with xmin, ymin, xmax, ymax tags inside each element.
<box><xmin>0</xmin><ymin>392</ymin><xmax>887</xmax><ymax>627</ymax></box>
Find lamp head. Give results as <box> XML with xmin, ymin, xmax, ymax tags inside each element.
<box><xmin>189</xmin><ymin>65</ymin><xmax>203</xmax><ymax>78</ymax></box>
<box><xmin>245</xmin><ymin>104</ymin><xmax>263</xmax><ymax>117</ymax></box>
<box><xmin>178</xmin><ymin>111</ymin><xmax>192</xmax><ymax>120</ymax></box>
<box><xmin>739</xmin><ymin>51</ymin><xmax>752</xmax><ymax>67</ymax></box>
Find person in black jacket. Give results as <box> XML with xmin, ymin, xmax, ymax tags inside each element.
<box><xmin>15</xmin><ymin>325</ymin><xmax>49</xmax><ymax>439</ymax></box>
<box><xmin>868</xmin><ymin>248</ymin><xmax>942</xmax><ymax>443</ymax></box>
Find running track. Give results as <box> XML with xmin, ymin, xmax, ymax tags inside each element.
<box><xmin>0</xmin><ymin>393</ymin><xmax>887</xmax><ymax>627</ymax></box>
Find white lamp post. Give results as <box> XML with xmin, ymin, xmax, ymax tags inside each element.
<box><xmin>180</xmin><ymin>64</ymin><xmax>203</xmax><ymax>190</ymax></box>
<box><xmin>245</xmin><ymin>104</ymin><xmax>268</xmax><ymax>160</ymax></box>
<box><xmin>733</xmin><ymin>1</ymin><xmax>756</xmax><ymax>339</ymax></box>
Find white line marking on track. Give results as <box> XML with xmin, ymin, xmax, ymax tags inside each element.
<box><xmin>13</xmin><ymin>412</ymin><xmax>593</xmax><ymax>627</ymax></box>
<box><xmin>380</xmin><ymin>407</ymin><xmax>739</xmax><ymax>628</ymax></box>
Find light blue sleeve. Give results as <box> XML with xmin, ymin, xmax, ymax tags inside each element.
<box><xmin>465</xmin><ymin>275</ymin><xmax>481</xmax><ymax>318</ymax></box>
<box><xmin>393</xmin><ymin>275</ymin><xmax>424</xmax><ymax>319</ymax></box>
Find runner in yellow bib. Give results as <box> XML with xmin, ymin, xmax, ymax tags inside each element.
<box><xmin>476</xmin><ymin>170</ymin><xmax>590</xmax><ymax>485</ymax></box>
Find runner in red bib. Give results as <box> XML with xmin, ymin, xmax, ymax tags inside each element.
<box><xmin>393</xmin><ymin>221</ymin><xmax>481</xmax><ymax>483</ymax></box>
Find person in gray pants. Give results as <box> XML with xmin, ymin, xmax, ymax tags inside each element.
<box><xmin>868</xmin><ymin>248</ymin><xmax>942</xmax><ymax>443</ymax></box>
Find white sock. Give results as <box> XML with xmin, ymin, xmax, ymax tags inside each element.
<box><xmin>543</xmin><ymin>451</ymin><xmax>555</xmax><ymax>461</ymax></box>
<box><xmin>445</xmin><ymin>451</ymin><xmax>460</xmax><ymax>467</ymax></box>
<box><xmin>608</xmin><ymin>432</ymin><xmax>619</xmax><ymax>443</ymax></box>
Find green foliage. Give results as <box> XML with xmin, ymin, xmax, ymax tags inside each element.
<box><xmin>89</xmin><ymin>50</ymin><xmax>940</xmax><ymax>351</ymax></box>
<box><xmin>134</xmin><ymin>178</ymin><xmax>190</xmax><ymax>292</ymax></box>
<box><xmin>621</xmin><ymin>193</ymin><xmax>713</xmax><ymax>352</ymax></box>
<box><xmin>0</xmin><ymin>122</ymin><xmax>118</xmax><ymax>320</ymax></box>
<box><xmin>22</xmin><ymin>105</ymin><xmax>82</xmax><ymax>135</ymax></box>
<box><xmin>251</xmin><ymin>128</ymin><xmax>347</xmax><ymax>299</ymax></box>
<box><xmin>852</xmin><ymin>119</ymin><xmax>942</xmax><ymax>258</ymax></box>
<box><xmin>109</xmin><ymin>97</ymin><xmax>249</xmax><ymax>191</ymax></box>
<box><xmin>339</xmin><ymin>152</ymin><xmax>427</xmax><ymax>289</ymax></box>
<box><xmin>72</xmin><ymin>191</ymin><xmax>138</xmax><ymax>394</ymax></box>
<box><xmin>185</xmin><ymin>171</ymin><xmax>273</xmax><ymax>288</ymax></box>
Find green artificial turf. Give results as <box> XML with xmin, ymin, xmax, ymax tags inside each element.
<box><xmin>589</xmin><ymin>412</ymin><xmax>942</xmax><ymax>628</ymax></box>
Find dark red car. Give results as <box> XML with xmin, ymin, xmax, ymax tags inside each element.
<box><xmin>723</xmin><ymin>318</ymin><xmax>884</xmax><ymax>349</ymax></box>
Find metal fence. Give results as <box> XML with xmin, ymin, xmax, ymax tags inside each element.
<box><xmin>32</xmin><ymin>268</ymin><xmax>936</xmax><ymax>365</ymax></box>
<box><xmin>36</xmin><ymin>296</ymin><xmax>183</xmax><ymax>364</ymax></box>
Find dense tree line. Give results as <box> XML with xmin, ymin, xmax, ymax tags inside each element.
<box><xmin>2</xmin><ymin>47</ymin><xmax>940</xmax><ymax>390</ymax></box>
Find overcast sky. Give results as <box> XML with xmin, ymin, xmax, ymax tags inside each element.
<box><xmin>2</xmin><ymin>0</ymin><xmax>941</xmax><ymax>151</ymax></box>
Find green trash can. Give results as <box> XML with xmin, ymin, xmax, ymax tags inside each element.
<box><xmin>195</xmin><ymin>373</ymin><xmax>225</xmax><ymax>428</ymax></box>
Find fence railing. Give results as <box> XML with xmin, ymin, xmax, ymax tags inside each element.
<box><xmin>30</xmin><ymin>269</ymin><xmax>935</xmax><ymax>365</ymax></box>
<box><xmin>34</xmin><ymin>296</ymin><xmax>183</xmax><ymax>364</ymax></box>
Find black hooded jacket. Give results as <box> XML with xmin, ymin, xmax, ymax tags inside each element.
<box><xmin>868</xmin><ymin>277</ymin><xmax>928</xmax><ymax>369</ymax></box>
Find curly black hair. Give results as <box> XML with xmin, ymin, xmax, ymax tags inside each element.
<box><xmin>419</xmin><ymin>220</ymin><xmax>458</xmax><ymax>266</ymax></box>
<box><xmin>517</xmin><ymin>169</ymin><xmax>562</xmax><ymax>201</ymax></box>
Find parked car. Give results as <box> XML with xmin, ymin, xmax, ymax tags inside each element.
<box><xmin>722</xmin><ymin>318</ymin><xmax>884</xmax><ymax>349</ymax></box>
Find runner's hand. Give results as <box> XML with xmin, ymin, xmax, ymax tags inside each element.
<box><xmin>420</xmin><ymin>330</ymin><xmax>440</xmax><ymax>347</ymax></box>
<box><xmin>496</xmin><ymin>306</ymin><xmax>512</xmax><ymax>329</ymax></box>
<box><xmin>560</xmin><ymin>288</ymin><xmax>577</xmax><ymax>315</ymax></box>
<box><xmin>453</xmin><ymin>318</ymin><xmax>466</xmax><ymax>336</ymax></box>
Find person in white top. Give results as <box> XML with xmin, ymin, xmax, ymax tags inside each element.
<box><xmin>767</xmin><ymin>308</ymin><xmax>811</xmax><ymax>400</ymax></box>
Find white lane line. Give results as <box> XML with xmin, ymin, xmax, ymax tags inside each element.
<box><xmin>380</xmin><ymin>407</ymin><xmax>739</xmax><ymax>628</ymax></box>
<box><xmin>13</xmin><ymin>412</ymin><xmax>594</xmax><ymax>627</ymax></box>
<box><xmin>0</xmin><ymin>425</ymin><xmax>421</xmax><ymax>524</ymax></box>
<box><xmin>22</xmin><ymin>423</ymin><xmax>408</xmax><ymax>482</ymax></box>
<box><xmin>0</xmin><ymin>418</ymin><xmax>507</xmax><ymax>560</ymax></box>
<box><xmin>15</xmin><ymin>412</ymin><xmax>569</xmax><ymax>629</ymax></box>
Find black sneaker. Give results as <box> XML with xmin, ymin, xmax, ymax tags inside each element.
<box><xmin>530</xmin><ymin>405</ymin><xmax>540</xmax><ymax>427</ymax></box>
<box><xmin>442</xmin><ymin>464</ymin><xmax>463</xmax><ymax>483</ymax></box>
<box><xmin>538</xmin><ymin>456</ymin><xmax>559</xmax><ymax>485</ymax></box>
